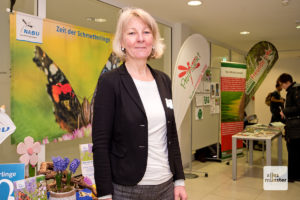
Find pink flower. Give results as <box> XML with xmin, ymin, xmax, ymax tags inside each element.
<box><xmin>42</xmin><ymin>137</ymin><xmax>49</xmax><ymax>144</ymax></box>
<box><xmin>17</xmin><ymin>136</ymin><xmax>41</xmax><ymax>166</ymax></box>
<box><xmin>73</xmin><ymin>128</ymin><xmax>84</xmax><ymax>138</ymax></box>
<box><xmin>62</xmin><ymin>133</ymin><xmax>73</xmax><ymax>140</ymax></box>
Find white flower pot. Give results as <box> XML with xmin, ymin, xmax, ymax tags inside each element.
<box><xmin>49</xmin><ymin>188</ymin><xmax>76</xmax><ymax>200</ymax></box>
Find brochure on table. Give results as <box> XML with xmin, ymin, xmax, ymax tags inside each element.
<box><xmin>235</xmin><ymin>124</ymin><xmax>282</xmax><ymax>138</ymax></box>
<box><xmin>13</xmin><ymin>175</ymin><xmax>47</xmax><ymax>200</ymax></box>
<box><xmin>79</xmin><ymin>143</ymin><xmax>96</xmax><ymax>185</ymax></box>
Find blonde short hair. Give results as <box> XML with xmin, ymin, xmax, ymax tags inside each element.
<box><xmin>112</xmin><ymin>7</ymin><xmax>165</xmax><ymax>61</ymax></box>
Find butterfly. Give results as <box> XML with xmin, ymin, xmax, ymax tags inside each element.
<box><xmin>17</xmin><ymin>191</ymin><xmax>31</xmax><ymax>200</ymax></box>
<box><xmin>32</xmin><ymin>46</ymin><xmax>120</xmax><ymax>134</ymax></box>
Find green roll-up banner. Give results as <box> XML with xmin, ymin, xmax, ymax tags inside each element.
<box><xmin>245</xmin><ymin>41</ymin><xmax>278</xmax><ymax>106</ymax></box>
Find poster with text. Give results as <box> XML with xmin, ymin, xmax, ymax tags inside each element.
<box><xmin>79</xmin><ymin>144</ymin><xmax>96</xmax><ymax>186</ymax></box>
<box><xmin>10</xmin><ymin>12</ymin><xmax>117</xmax><ymax>144</ymax></box>
<box><xmin>220</xmin><ymin>62</ymin><xmax>246</xmax><ymax>158</ymax></box>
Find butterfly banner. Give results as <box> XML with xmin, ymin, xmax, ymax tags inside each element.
<box><xmin>10</xmin><ymin>12</ymin><xmax>116</xmax><ymax>144</ymax></box>
<box><xmin>172</xmin><ymin>34</ymin><xmax>210</xmax><ymax>131</ymax></box>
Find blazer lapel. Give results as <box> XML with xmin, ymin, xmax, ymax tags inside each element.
<box><xmin>150</xmin><ymin>66</ymin><xmax>171</xmax><ymax>120</ymax></box>
<box><xmin>118</xmin><ymin>63</ymin><xmax>146</xmax><ymax>115</ymax></box>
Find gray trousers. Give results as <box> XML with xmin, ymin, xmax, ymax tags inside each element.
<box><xmin>112</xmin><ymin>179</ymin><xmax>174</xmax><ymax>200</ymax></box>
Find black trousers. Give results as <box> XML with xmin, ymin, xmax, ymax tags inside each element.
<box><xmin>287</xmin><ymin>138</ymin><xmax>300</xmax><ymax>180</ymax></box>
<box><xmin>270</xmin><ymin>113</ymin><xmax>285</xmax><ymax>123</ymax></box>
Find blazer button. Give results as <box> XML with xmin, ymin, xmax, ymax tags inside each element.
<box><xmin>168</xmin><ymin>141</ymin><xmax>172</xmax><ymax>145</ymax></box>
<box><xmin>138</xmin><ymin>145</ymin><xmax>145</xmax><ymax>149</ymax></box>
<box><xmin>139</xmin><ymin>124</ymin><xmax>145</xmax><ymax>127</ymax></box>
<box><xmin>167</xmin><ymin>121</ymin><xmax>171</xmax><ymax>124</ymax></box>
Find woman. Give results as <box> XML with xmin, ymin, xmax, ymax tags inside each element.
<box><xmin>92</xmin><ymin>7</ymin><xmax>187</xmax><ymax>200</ymax></box>
<box><xmin>270</xmin><ymin>82</ymin><xmax>285</xmax><ymax>123</ymax></box>
<box><xmin>278</xmin><ymin>73</ymin><xmax>300</xmax><ymax>182</ymax></box>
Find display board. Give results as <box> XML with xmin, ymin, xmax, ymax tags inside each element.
<box><xmin>10</xmin><ymin>12</ymin><xmax>115</xmax><ymax>144</ymax></box>
<box><xmin>192</xmin><ymin>67</ymin><xmax>220</xmax><ymax>151</ymax></box>
<box><xmin>220</xmin><ymin>62</ymin><xmax>246</xmax><ymax>158</ymax></box>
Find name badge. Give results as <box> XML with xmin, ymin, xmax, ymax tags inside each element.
<box><xmin>165</xmin><ymin>98</ymin><xmax>173</xmax><ymax>109</ymax></box>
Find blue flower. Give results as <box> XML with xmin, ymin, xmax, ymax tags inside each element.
<box><xmin>26</xmin><ymin>178</ymin><xmax>37</xmax><ymax>193</ymax></box>
<box><xmin>52</xmin><ymin>156</ymin><xmax>65</xmax><ymax>171</ymax></box>
<box><xmin>69</xmin><ymin>159</ymin><xmax>80</xmax><ymax>174</ymax></box>
<box><xmin>62</xmin><ymin>157</ymin><xmax>70</xmax><ymax>171</ymax></box>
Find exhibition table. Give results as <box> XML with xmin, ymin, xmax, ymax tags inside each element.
<box><xmin>232</xmin><ymin>125</ymin><xmax>282</xmax><ymax>180</ymax></box>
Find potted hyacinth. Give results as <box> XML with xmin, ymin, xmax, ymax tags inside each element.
<box><xmin>49</xmin><ymin>156</ymin><xmax>80</xmax><ymax>200</ymax></box>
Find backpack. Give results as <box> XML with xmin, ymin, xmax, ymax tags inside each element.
<box><xmin>265</xmin><ymin>92</ymin><xmax>272</xmax><ymax>106</ymax></box>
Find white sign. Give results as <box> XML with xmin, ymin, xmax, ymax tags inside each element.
<box><xmin>221</xmin><ymin>67</ymin><xmax>246</xmax><ymax>78</ymax></box>
<box><xmin>195</xmin><ymin>107</ymin><xmax>203</xmax><ymax>120</ymax></box>
<box><xmin>203</xmin><ymin>95</ymin><xmax>210</xmax><ymax>106</ymax></box>
<box><xmin>263</xmin><ymin>166</ymin><xmax>288</xmax><ymax>190</ymax></box>
<box><xmin>0</xmin><ymin>106</ymin><xmax>16</xmax><ymax>144</ymax></box>
<box><xmin>203</xmin><ymin>81</ymin><xmax>211</xmax><ymax>94</ymax></box>
<box><xmin>16</xmin><ymin>12</ymin><xmax>43</xmax><ymax>43</ymax></box>
<box><xmin>195</xmin><ymin>94</ymin><xmax>203</xmax><ymax>106</ymax></box>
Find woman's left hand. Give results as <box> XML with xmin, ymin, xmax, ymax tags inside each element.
<box><xmin>280</xmin><ymin>111</ymin><xmax>285</xmax><ymax>119</ymax></box>
<box><xmin>174</xmin><ymin>186</ymin><xmax>188</xmax><ymax>200</ymax></box>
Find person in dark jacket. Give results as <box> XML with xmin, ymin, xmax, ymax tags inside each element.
<box><xmin>278</xmin><ymin>73</ymin><xmax>300</xmax><ymax>182</ymax></box>
<box><xmin>92</xmin><ymin>7</ymin><xmax>187</xmax><ymax>200</ymax></box>
<box><xmin>270</xmin><ymin>82</ymin><xmax>285</xmax><ymax>123</ymax></box>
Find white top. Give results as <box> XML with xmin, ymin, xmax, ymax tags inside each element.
<box><xmin>133</xmin><ymin>78</ymin><xmax>173</xmax><ymax>185</ymax></box>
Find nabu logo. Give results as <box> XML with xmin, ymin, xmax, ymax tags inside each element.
<box><xmin>20</xmin><ymin>19</ymin><xmax>40</xmax><ymax>37</ymax></box>
<box><xmin>1</xmin><ymin>127</ymin><xmax>10</xmax><ymax>133</ymax></box>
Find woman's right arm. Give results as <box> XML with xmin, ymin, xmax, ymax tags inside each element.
<box><xmin>283</xmin><ymin>87</ymin><xmax>300</xmax><ymax>117</ymax></box>
<box><xmin>92</xmin><ymin>73</ymin><xmax>116</xmax><ymax>197</ymax></box>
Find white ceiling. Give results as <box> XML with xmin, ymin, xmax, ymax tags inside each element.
<box><xmin>100</xmin><ymin>0</ymin><xmax>300</xmax><ymax>58</ymax></box>
<box><xmin>11</xmin><ymin>0</ymin><xmax>300</xmax><ymax>58</ymax></box>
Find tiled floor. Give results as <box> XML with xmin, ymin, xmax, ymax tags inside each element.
<box><xmin>184</xmin><ymin>140</ymin><xmax>300</xmax><ymax>200</ymax></box>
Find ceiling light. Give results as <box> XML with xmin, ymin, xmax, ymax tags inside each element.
<box><xmin>240</xmin><ymin>31</ymin><xmax>250</xmax><ymax>35</ymax></box>
<box><xmin>188</xmin><ymin>1</ymin><xmax>202</xmax><ymax>6</ymax></box>
<box><xmin>86</xmin><ymin>17</ymin><xmax>107</xmax><ymax>23</ymax></box>
<box><xmin>296</xmin><ymin>25</ymin><xmax>300</xmax><ymax>29</ymax></box>
<box><xmin>94</xmin><ymin>18</ymin><xmax>106</xmax><ymax>23</ymax></box>
<box><xmin>281</xmin><ymin>0</ymin><xmax>289</xmax><ymax>6</ymax></box>
<box><xmin>86</xmin><ymin>17</ymin><xmax>94</xmax><ymax>22</ymax></box>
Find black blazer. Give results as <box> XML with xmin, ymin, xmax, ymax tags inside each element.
<box><xmin>92</xmin><ymin>63</ymin><xmax>185</xmax><ymax>197</ymax></box>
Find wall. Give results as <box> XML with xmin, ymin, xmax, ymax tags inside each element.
<box><xmin>1</xmin><ymin>0</ymin><xmax>12</xmax><ymax>115</ymax></box>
